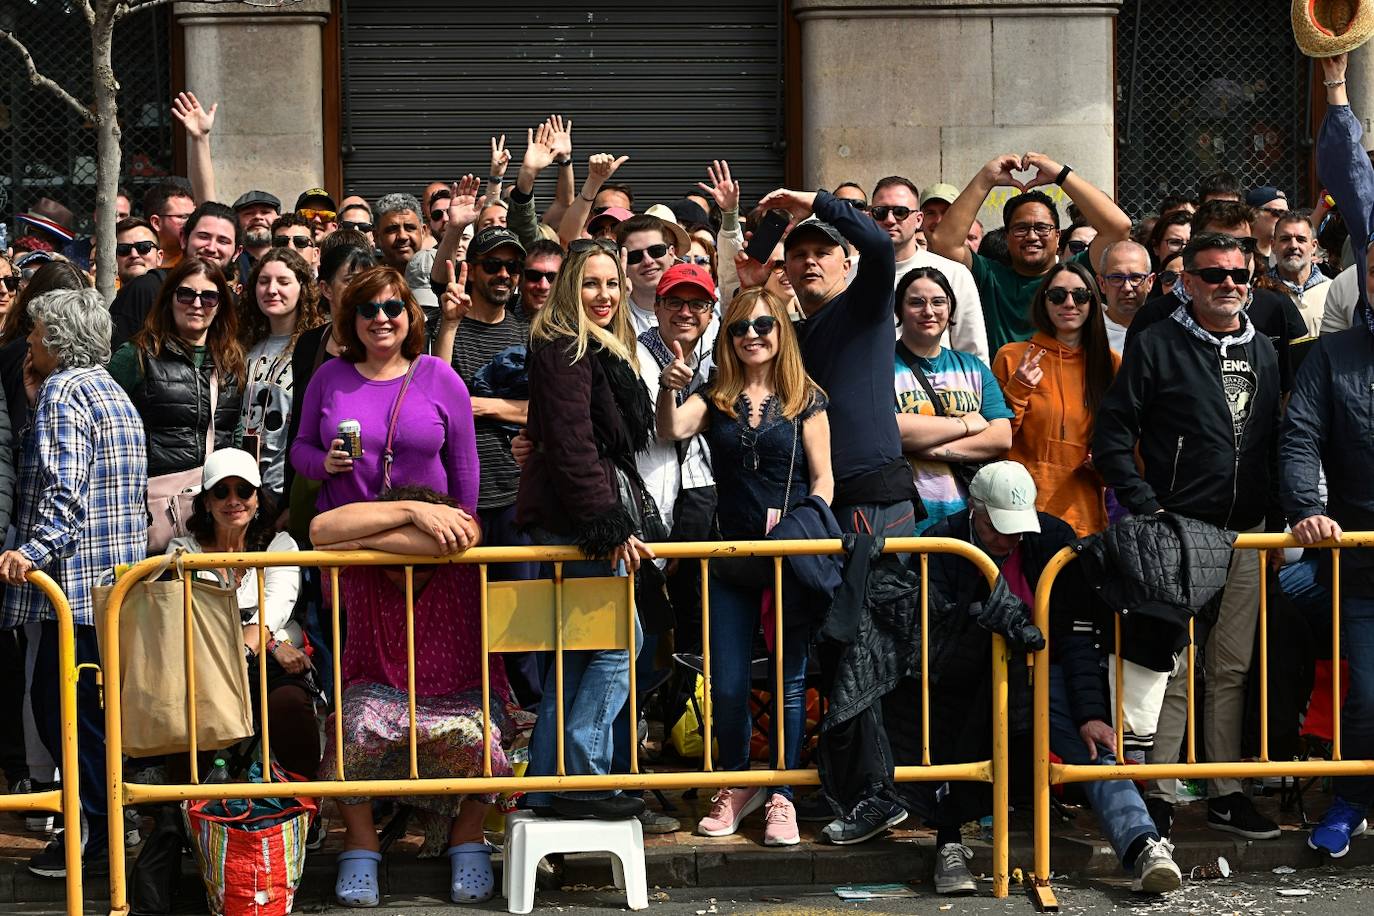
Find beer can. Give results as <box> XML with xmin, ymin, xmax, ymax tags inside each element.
<box><xmin>337</xmin><ymin>419</ymin><xmax>363</xmax><ymax>458</ymax></box>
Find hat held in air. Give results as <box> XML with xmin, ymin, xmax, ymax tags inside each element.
<box><xmin>1292</xmin><ymin>0</ymin><xmax>1374</xmax><ymax>56</ymax></box>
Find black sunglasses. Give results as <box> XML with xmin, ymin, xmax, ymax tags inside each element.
<box><xmin>340</xmin><ymin>220</ymin><xmax>373</xmax><ymax>233</ymax></box>
<box><xmin>728</xmin><ymin>315</ymin><xmax>779</xmax><ymax>338</ymax></box>
<box><xmin>357</xmin><ymin>298</ymin><xmax>406</xmax><ymax>320</ymax></box>
<box><xmin>174</xmin><ymin>286</ymin><xmax>221</xmax><ymax>308</ymax></box>
<box><xmin>0</xmin><ymin>276</ymin><xmax>18</xmax><ymax>292</ymax></box>
<box><xmin>522</xmin><ymin>269</ymin><xmax>558</xmax><ymax>284</ymax></box>
<box><xmin>210</xmin><ymin>482</ymin><xmax>256</xmax><ymax>501</ymax></box>
<box><xmin>478</xmin><ymin>258</ymin><xmax>523</xmax><ymax>276</ymax></box>
<box><xmin>273</xmin><ymin>235</ymin><xmax>314</xmax><ymax>250</ymax></box>
<box><xmin>626</xmin><ymin>243</ymin><xmax>669</xmax><ymax>265</ymax></box>
<box><xmin>115</xmin><ymin>240</ymin><xmax>159</xmax><ymax>257</ymax></box>
<box><xmin>839</xmin><ymin>198</ymin><xmax>869</xmax><ymax>211</ymax></box>
<box><xmin>1065</xmin><ymin>239</ymin><xmax>1090</xmax><ymax>254</ymax></box>
<box><xmin>870</xmin><ymin>205</ymin><xmax>913</xmax><ymax>221</ymax></box>
<box><xmin>429</xmin><ymin>208</ymin><xmax>449</xmax><ymax>223</ymax></box>
<box><xmin>1158</xmin><ymin>269</ymin><xmax>1180</xmax><ymax>286</ymax></box>
<box><xmin>1045</xmin><ymin>287</ymin><xmax>1092</xmax><ymax>306</ymax></box>
<box><xmin>569</xmin><ymin>238</ymin><xmax>618</xmax><ymax>255</ymax></box>
<box><xmin>1187</xmin><ymin>267</ymin><xmax>1251</xmax><ymax>286</ymax></box>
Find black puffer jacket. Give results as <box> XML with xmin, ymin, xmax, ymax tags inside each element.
<box><xmin>128</xmin><ymin>340</ymin><xmax>242</xmax><ymax>477</ymax></box>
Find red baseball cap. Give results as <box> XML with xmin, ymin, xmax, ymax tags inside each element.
<box><xmin>656</xmin><ymin>262</ymin><xmax>716</xmax><ymax>299</ymax></box>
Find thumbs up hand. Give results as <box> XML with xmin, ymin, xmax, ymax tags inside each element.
<box><xmin>660</xmin><ymin>339</ymin><xmax>695</xmax><ymax>392</ymax></box>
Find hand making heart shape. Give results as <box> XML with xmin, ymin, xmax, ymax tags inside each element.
<box><xmin>984</xmin><ymin>152</ymin><xmax>1068</xmax><ymax>191</ymax></box>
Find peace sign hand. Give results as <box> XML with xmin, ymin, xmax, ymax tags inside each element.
<box><xmin>1013</xmin><ymin>344</ymin><xmax>1046</xmax><ymax>388</ymax></box>
<box><xmin>490</xmin><ymin>135</ymin><xmax>511</xmax><ymax>177</ymax></box>
<box><xmin>442</xmin><ymin>259</ymin><xmax>472</xmax><ymax>323</ymax></box>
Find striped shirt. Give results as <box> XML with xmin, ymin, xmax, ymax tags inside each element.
<box><xmin>3</xmin><ymin>366</ymin><xmax>148</xmax><ymax>627</ymax></box>
<box><xmin>449</xmin><ymin>310</ymin><xmax>529</xmax><ymax>511</ymax></box>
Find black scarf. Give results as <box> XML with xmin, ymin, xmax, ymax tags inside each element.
<box><xmin>597</xmin><ymin>347</ymin><xmax>655</xmax><ymax>455</ymax></box>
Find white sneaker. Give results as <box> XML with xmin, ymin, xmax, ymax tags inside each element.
<box><xmin>1132</xmin><ymin>837</ymin><xmax>1181</xmax><ymax>894</ymax></box>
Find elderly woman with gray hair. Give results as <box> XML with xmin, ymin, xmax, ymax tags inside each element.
<box><xmin>0</xmin><ymin>288</ymin><xmax>147</xmax><ymax>876</ymax></box>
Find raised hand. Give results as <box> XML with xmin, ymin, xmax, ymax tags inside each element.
<box><xmin>447</xmin><ymin>174</ymin><xmax>481</xmax><ymax>228</ymax></box>
<box><xmin>442</xmin><ymin>259</ymin><xmax>472</xmax><ymax>323</ymax></box>
<box><xmin>1019</xmin><ymin>152</ymin><xmax>1064</xmax><ymax>190</ymax></box>
<box><xmin>981</xmin><ymin>154</ymin><xmax>1027</xmax><ymax>192</ymax></box>
<box><xmin>548</xmin><ymin>114</ymin><xmax>573</xmax><ymax>160</ymax></box>
<box><xmin>698</xmin><ymin>160</ymin><xmax>740</xmax><ymax>212</ymax></box>
<box><xmin>522</xmin><ymin>121</ymin><xmax>558</xmax><ymax>173</ymax></box>
<box><xmin>490</xmin><ymin>134</ymin><xmax>511</xmax><ymax>177</ymax></box>
<box><xmin>756</xmin><ymin>189</ymin><xmax>816</xmax><ymax>223</ymax></box>
<box><xmin>171</xmin><ymin>91</ymin><xmax>217</xmax><ymax>139</ymax></box>
<box><xmin>735</xmin><ymin>248</ymin><xmax>771</xmax><ymax>290</ymax></box>
<box><xmin>661</xmin><ymin>340</ymin><xmax>695</xmax><ymax>391</ymax></box>
<box><xmin>588</xmin><ymin>153</ymin><xmax>630</xmax><ymax>183</ymax></box>
<box><xmin>1013</xmin><ymin>344</ymin><xmax>1046</xmax><ymax>388</ymax></box>
<box><xmin>1320</xmin><ymin>51</ymin><xmax>1348</xmax><ymax>82</ymax></box>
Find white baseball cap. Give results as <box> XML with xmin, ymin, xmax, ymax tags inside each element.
<box><xmin>202</xmin><ymin>448</ymin><xmax>262</xmax><ymax>492</ymax></box>
<box><xmin>968</xmin><ymin>461</ymin><xmax>1040</xmax><ymax>534</ymax></box>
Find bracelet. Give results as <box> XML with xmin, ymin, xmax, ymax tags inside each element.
<box><xmin>266</xmin><ymin>638</ymin><xmax>282</xmax><ymax>655</ymax></box>
<box><xmin>1055</xmin><ymin>164</ymin><xmax>1073</xmax><ymax>185</ymax></box>
<box><xmin>958</xmin><ymin>416</ymin><xmax>969</xmax><ymax>435</ymax></box>
<box><xmin>580</xmin><ymin>194</ymin><xmax>595</xmax><ymax>203</ymax></box>
<box><xmin>553</xmin><ymin>158</ymin><xmax>572</xmax><ymax>167</ymax></box>
<box><xmin>1325</xmin><ymin>78</ymin><xmax>1347</xmax><ymax>88</ymax></box>
<box><xmin>488</xmin><ymin>175</ymin><xmax>504</xmax><ymax>183</ymax></box>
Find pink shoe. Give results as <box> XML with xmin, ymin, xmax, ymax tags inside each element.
<box><xmin>697</xmin><ymin>787</ymin><xmax>764</xmax><ymax>837</ymax></box>
<box><xmin>762</xmin><ymin>794</ymin><xmax>800</xmax><ymax>846</ymax></box>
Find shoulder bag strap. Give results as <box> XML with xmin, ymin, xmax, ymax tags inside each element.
<box><xmin>896</xmin><ymin>342</ymin><xmax>947</xmax><ymax>417</ymax></box>
<box><xmin>205</xmin><ymin>370</ymin><xmax>219</xmax><ymax>456</ymax></box>
<box><xmin>781</xmin><ymin>416</ymin><xmax>799</xmax><ymax>515</ymax></box>
<box><xmin>381</xmin><ymin>358</ymin><xmax>420</xmax><ymax>492</ymax></box>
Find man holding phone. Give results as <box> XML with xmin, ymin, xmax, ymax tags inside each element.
<box><xmin>742</xmin><ymin>187</ymin><xmax>923</xmax><ymax>845</ymax></box>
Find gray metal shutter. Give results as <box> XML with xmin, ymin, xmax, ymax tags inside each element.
<box><xmin>341</xmin><ymin>1</ymin><xmax>786</xmax><ymax>212</ymax></box>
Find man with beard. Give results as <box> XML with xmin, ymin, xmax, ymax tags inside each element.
<box><xmin>928</xmin><ymin>153</ymin><xmax>1131</xmax><ymax>355</ymax></box>
<box><xmin>617</xmin><ymin>214</ymin><xmax>690</xmax><ymax>336</ymax></box>
<box><xmin>1269</xmin><ymin>213</ymin><xmax>1331</xmax><ymax>337</ymax></box>
<box><xmin>231</xmin><ymin>190</ymin><xmax>281</xmax><ymax>283</ymax></box>
<box><xmin>1097</xmin><ymin>240</ymin><xmax>1155</xmax><ymax>351</ymax></box>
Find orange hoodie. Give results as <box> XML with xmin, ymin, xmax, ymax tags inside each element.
<box><xmin>992</xmin><ymin>332</ymin><xmax>1121</xmax><ymax>537</ymax></box>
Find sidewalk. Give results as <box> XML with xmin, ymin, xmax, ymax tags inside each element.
<box><xmin>1</xmin><ymin>788</ymin><xmax>1367</xmax><ymax>907</ymax></box>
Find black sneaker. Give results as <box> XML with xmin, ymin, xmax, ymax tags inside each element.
<box><xmin>1146</xmin><ymin>797</ymin><xmax>1174</xmax><ymax>838</ymax></box>
<box><xmin>794</xmin><ymin>789</ymin><xmax>838</xmax><ymax>822</ymax></box>
<box><xmin>821</xmin><ymin>797</ymin><xmax>907</xmax><ymax>845</ymax></box>
<box><xmin>1207</xmin><ymin>792</ymin><xmax>1280</xmax><ymax>840</ymax></box>
<box><xmin>28</xmin><ymin>835</ymin><xmax>109</xmax><ymax>879</ymax></box>
<box><xmin>550</xmin><ymin>794</ymin><xmax>646</xmax><ymax>820</ymax></box>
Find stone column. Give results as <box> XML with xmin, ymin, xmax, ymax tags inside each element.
<box><xmin>1345</xmin><ymin>44</ymin><xmax>1374</xmax><ymax>148</ymax></box>
<box><xmin>173</xmin><ymin>1</ymin><xmax>330</xmax><ymax>206</ymax></box>
<box><xmin>792</xmin><ymin>0</ymin><xmax>1121</xmax><ymax>227</ymax></box>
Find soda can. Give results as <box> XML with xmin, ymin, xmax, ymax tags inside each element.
<box><xmin>337</xmin><ymin>419</ymin><xmax>363</xmax><ymax>458</ymax></box>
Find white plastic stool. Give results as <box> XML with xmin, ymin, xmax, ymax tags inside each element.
<box><xmin>502</xmin><ymin>810</ymin><xmax>648</xmax><ymax>913</ymax></box>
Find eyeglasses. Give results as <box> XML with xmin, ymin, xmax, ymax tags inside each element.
<box><xmin>659</xmin><ymin>296</ymin><xmax>712</xmax><ymax>314</ymax></box>
<box><xmin>1009</xmin><ymin>222</ymin><xmax>1057</xmax><ymax>238</ymax></box>
<box><xmin>626</xmin><ymin>243</ymin><xmax>669</xmax><ymax>265</ymax></box>
<box><xmin>680</xmin><ymin>255</ymin><xmax>712</xmax><ymax>266</ymax></box>
<box><xmin>429</xmin><ymin>208</ymin><xmax>449</xmax><ymax>223</ymax></box>
<box><xmin>1158</xmin><ymin>270</ymin><xmax>1180</xmax><ymax>286</ymax></box>
<box><xmin>297</xmin><ymin>208</ymin><xmax>336</xmax><ymax>222</ymax></box>
<box><xmin>740</xmin><ymin>428</ymin><xmax>761</xmax><ymax>471</ymax></box>
<box><xmin>727</xmin><ymin>315</ymin><xmax>778</xmax><ymax>338</ymax></box>
<box><xmin>0</xmin><ymin>276</ymin><xmax>18</xmax><ymax>292</ymax></box>
<box><xmin>1162</xmin><ymin>237</ymin><xmax>1187</xmax><ymax>251</ymax></box>
<box><xmin>273</xmin><ymin>235</ymin><xmax>314</xmax><ymax>250</ymax></box>
<box><xmin>904</xmin><ymin>296</ymin><xmax>950</xmax><ymax>312</ymax></box>
<box><xmin>1102</xmin><ymin>272</ymin><xmax>1151</xmax><ymax>288</ymax></box>
<box><xmin>769</xmin><ymin>259</ymin><xmax>786</xmax><ymax>272</ymax></box>
<box><xmin>115</xmin><ymin>240</ymin><xmax>159</xmax><ymax>257</ymax></box>
<box><xmin>210</xmin><ymin>482</ymin><xmax>256</xmax><ymax>501</ymax></box>
<box><xmin>1187</xmin><ymin>266</ymin><xmax>1251</xmax><ymax>286</ymax></box>
<box><xmin>174</xmin><ymin>286</ymin><xmax>221</xmax><ymax>308</ymax></box>
<box><xmin>357</xmin><ymin>298</ymin><xmax>406</xmax><ymax>320</ymax></box>
<box><xmin>569</xmin><ymin>238</ymin><xmax>618</xmax><ymax>255</ymax></box>
<box><xmin>478</xmin><ymin>258</ymin><xmax>523</xmax><ymax>276</ymax></box>
<box><xmin>839</xmin><ymin>198</ymin><xmax>869</xmax><ymax>211</ymax></box>
<box><xmin>522</xmin><ymin>269</ymin><xmax>558</xmax><ymax>284</ymax></box>
<box><xmin>340</xmin><ymin>220</ymin><xmax>373</xmax><ymax>233</ymax></box>
<box><xmin>870</xmin><ymin>206</ymin><xmax>913</xmax><ymax>221</ymax></box>
<box><xmin>1065</xmin><ymin>239</ymin><xmax>1090</xmax><ymax>254</ymax></box>
<box><xmin>1045</xmin><ymin>287</ymin><xmax>1092</xmax><ymax>305</ymax></box>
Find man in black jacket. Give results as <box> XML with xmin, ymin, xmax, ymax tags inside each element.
<box><xmin>1093</xmin><ymin>233</ymin><xmax>1283</xmax><ymax>841</ymax></box>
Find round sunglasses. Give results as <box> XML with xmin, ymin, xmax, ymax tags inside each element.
<box><xmin>727</xmin><ymin>315</ymin><xmax>779</xmax><ymax>338</ymax></box>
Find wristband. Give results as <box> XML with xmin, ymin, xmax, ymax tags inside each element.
<box><xmin>266</xmin><ymin>638</ymin><xmax>282</xmax><ymax>655</ymax></box>
<box><xmin>1324</xmin><ymin>78</ymin><xmax>1347</xmax><ymax>88</ymax></box>
<box><xmin>488</xmin><ymin>175</ymin><xmax>504</xmax><ymax>183</ymax></box>
<box><xmin>553</xmin><ymin>158</ymin><xmax>572</xmax><ymax>167</ymax></box>
<box><xmin>1054</xmin><ymin>164</ymin><xmax>1073</xmax><ymax>186</ymax></box>
<box><xmin>580</xmin><ymin>194</ymin><xmax>596</xmax><ymax>203</ymax></box>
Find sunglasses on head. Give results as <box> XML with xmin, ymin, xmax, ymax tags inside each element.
<box><xmin>870</xmin><ymin>205</ymin><xmax>913</xmax><ymax>221</ymax></box>
<box><xmin>116</xmin><ymin>240</ymin><xmax>159</xmax><ymax>257</ymax></box>
<box><xmin>174</xmin><ymin>286</ymin><xmax>221</xmax><ymax>308</ymax></box>
<box><xmin>273</xmin><ymin>235</ymin><xmax>314</xmax><ymax>250</ymax></box>
<box><xmin>1065</xmin><ymin>239</ymin><xmax>1090</xmax><ymax>254</ymax></box>
<box><xmin>478</xmin><ymin>257</ymin><xmax>523</xmax><ymax>276</ymax></box>
<box><xmin>0</xmin><ymin>276</ymin><xmax>18</xmax><ymax>293</ymax></box>
<box><xmin>1045</xmin><ymin>287</ymin><xmax>1092</xmax><ymax>306</ymax></box>
<box><xmin>522</xmin><ymin>269</ymin><xmax>557</xmax><ymax>284</ymax></box>
<box><xmin>298</xmin><ymin>208</ymin><xmax>336</xmax><ymax>222</ymax></box>
<box><xmin>210</xmin><ymin>482</ymin><xmax>256</xmax><ymax>501</ymax></box>
<box><xmin>1187</xmin><ymin>266</ymin><xmax>1251</xmax><ymax>286</ymax></box>
<box><xmin>340</xmin><ymin>220</ymin><xmax>373</xmax><ymax>233</ymax></box>
<box><xmin>569</xmin><ymin>238</ymin><xmax>618</xmax><ymax>255</ymax></box>
<box><xmin>626</xmin><ymin>243</ymin><xmax>670</xmax><ymax>265</ymax></box>
<box><xmin>728</xmin><ymin>315</ymin><xmax>779</xmax><ymax>338</ymax></box>
<box><xmin>357</xmin><ymin>298</ymin><xmax>406</xmax><ymax>320</ymax></box>
<box><xmin>680</xmin><ymin>255</ymin><xmax>711</xmax><ymax>266</ymax></box>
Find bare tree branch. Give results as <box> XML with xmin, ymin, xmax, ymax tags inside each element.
<box><xmin>78</xmin><ymin>0</ymin><xmax>96</xmax><ymax>27</ymax></box>
<box><xmin>118</xmin><ymin>0</ymin><xmax>303</xmax><ymax>15</ymax></box>
<box><xmin>0</xmin><ymin>30</ymin><xmax>90</xmax><ymax>119</ymax></box>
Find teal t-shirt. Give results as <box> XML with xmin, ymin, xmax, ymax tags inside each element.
<box><xmin>970</xmin><ymin>249</ymin><xmax>1092</xmax><ymax>355</ymax></box>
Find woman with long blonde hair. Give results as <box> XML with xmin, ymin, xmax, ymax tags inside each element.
<box><xmin>657</xmin><ymin>286</ymin><xmax>832</xmax><ymax>847</ymax></box>
<box><xmin>515</xmin><ymin>239</ymin><xmax>658</xmax><ymax>821</ymax></box>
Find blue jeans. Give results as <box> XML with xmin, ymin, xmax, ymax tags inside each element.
<box><xmin>1049</xmin><ymin>666</ymin><xmax>1156</xmax><ymax>869</ymax></box>
<box><xmin>1334</xmin><ymin>595</ymin><xmax>1374</xmax><ymax>807</ymax></box>
<box><xmin>706</xmin><ymin>572</ymin><xmax>809</xmax><ymax>800</ymax></box>
<box><xmin>524</xmin><ymin>533</ymin><xmax>640</xmax><ymax>806</ymax></box>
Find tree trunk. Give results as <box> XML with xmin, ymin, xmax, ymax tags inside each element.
<box><xmin>91</xmin><ymin>5</ymin><xmax>121</xmax><ymax>303</ymax></box>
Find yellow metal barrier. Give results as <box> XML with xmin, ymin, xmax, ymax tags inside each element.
<box><xmin>100</xmin><ymin>538</ymin><xmax>1011</xmax><ymax>915</ymax></box>
<box><xmin>1029</xmin><ymin>532</ymin><xmax>1374</xmax><ymax>911</ymax></box>
<box><xmin>0</xmin><ymin>572</ymin><xmax>87</xmax><ymax>916</ymax></box>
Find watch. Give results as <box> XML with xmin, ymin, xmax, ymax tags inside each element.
<box><xmin>552</xmin><ymin>157</ymin><xmax>572</xmax><ymax>167</ymax></box>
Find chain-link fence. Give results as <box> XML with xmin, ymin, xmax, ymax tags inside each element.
<box><xmin>1115</xmin><ymin>0</ymin><xmax>1310</xmax><ymax>218</ymax></box>
<box><xmin>0</xmin><ymin>1</ymin><xmax>174</xmax><ymax>244</ymax></box>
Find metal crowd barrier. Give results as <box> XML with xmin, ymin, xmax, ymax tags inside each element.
<box><xmin>1</xmin><ymin>572</ymin><xmax>87</xmax><ymax>916</ymax></box>
<box><xmin>97</xmin><ymin>538</ymin><xmax>1011</xmax><ymax>914</ymax></box>
<box><xmin>1029</xmin><ymin>533</ymin><xmax>1374</xmax><ymax>911</ymax></box>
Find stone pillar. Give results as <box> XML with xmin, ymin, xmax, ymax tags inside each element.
<box><xmin>173</xmin><ymin>1</ymin><xmax>330</xmax><ymax>206</ymax></box>
<box><xmin>1345</xmin><ymin>44</ymin><xmax>1374</xmax><ymax>148</ymax></box>
<box><xmin>792</xmin><ymin>0</ymin><xmax>1121</xmax><ymax>227</ymax></box>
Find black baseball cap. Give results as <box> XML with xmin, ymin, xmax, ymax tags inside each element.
<box><xmin>232</xmin><ymin>190</ymin><xmax>281</xmax><ymax>213</ymax></box>
<box><xmin>295</xmin><ymin>188</ymin><xmax>337</xmax><ymax>212</ymax></box>
<box><xmin>783</xmin><ymin>217</ymin><xmax>851</xmax><ymax>255</ymax></box>
<box><xmin>466</xmin><ymin>226</ymin><xmax>526</xmax><ymax>262</ymax></box>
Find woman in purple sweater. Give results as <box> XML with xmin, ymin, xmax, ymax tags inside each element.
<box><xmin>289</xmin><ymin>265</ymin><xmax>478</xmax><ymax>515</ymax></box>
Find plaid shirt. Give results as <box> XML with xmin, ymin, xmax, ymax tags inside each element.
<box><xmin>2</xmin><ymin>367</ymin><xmax>147</xmax><ymax>627</ymax></box>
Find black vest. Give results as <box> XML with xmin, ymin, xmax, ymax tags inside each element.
<box><xmin>132</xmin><ymin>341</ymin><xmax>242</xmax><ymax>477</ymax></box>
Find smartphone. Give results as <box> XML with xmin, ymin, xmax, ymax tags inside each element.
<box><xmin>241</xmin><ymin>434</ymin><xmax>261</xmax><ymax>461</ymax></box>
<box><xmin>744</xmin><ymin>210</ymin><xmax>790</xmax><ymax>263</ymax></box>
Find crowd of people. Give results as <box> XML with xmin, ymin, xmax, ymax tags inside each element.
<box><xmin>0</xmin><ymin>45</ymin><xmax>1371</xmax><ymax>908</ymax></box>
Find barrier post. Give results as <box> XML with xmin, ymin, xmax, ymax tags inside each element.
<box><xmin>1030</xmin><ymin>546</ymin><xmax>1073</xmax><ymax>912</ymax></box>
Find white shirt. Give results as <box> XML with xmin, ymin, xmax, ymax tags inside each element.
<box><xmin>1104</xmin><ymin>314</ymin><xmax>1129</xmax><ymax>354</ymax></box>
<box><xmin>634</xmin><ymin>337</ymin><xmax>716</xmax><ymax>538</ymax></box>
<box><xmin>168</xmin><ymin>530</ymin><xmax>302</xmax><ymax>645</ymax></box>
<box><xmin>628</xmin><ymin>299</ymin><xmax>658</xmax><ymax>338</ymax></box>
<box><xmin>892</xmin><ymin>249</ymin><xmax>990</xmax><ymax>365</ymax></box>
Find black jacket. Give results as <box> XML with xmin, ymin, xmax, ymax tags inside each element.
<box><xmin>1092</xmin><ymin>311</ymin><xmax>1281</xmax><ymax>532</ymax></box>
<box><xmin>109</xmin><ymin>269</ymin><xmax>165</xmax><ymax>350</ymax></box>
<box><xmin>129</xmin><ymin>340</ymin><xmax>242</xmax><ymax>477</ymax></box>
<box><xmin>1281</xmin><ymin>324</ymin><xmax>1374</xmax><ymax>597</ymax></box>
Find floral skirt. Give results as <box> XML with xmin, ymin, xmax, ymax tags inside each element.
<box><xmin>319</xmin><ymin>681</ymin><xmax>512</xmax><ymax>817</ymax></box>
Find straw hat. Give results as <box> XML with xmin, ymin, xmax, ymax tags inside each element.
<box><xmin>1292</xmin><ymin>0</ymin><xmax>1374</xmax><ymax>57</ymax></box>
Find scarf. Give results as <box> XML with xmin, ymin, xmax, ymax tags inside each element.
<box><xmin>636</xmin><ymin>328</ymin><xmax>702</xmax><ymax>406</ymax></box>
<box><xmin>1170</xmin><ymin>303</ymin><xmax>1255</xmax><ymax>357</ymax></box>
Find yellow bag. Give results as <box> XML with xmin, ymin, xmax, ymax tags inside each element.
<box><xmin>670</xmin><ymin>675</ymin><xmax>718</xmax><ymax>759</ymax></box>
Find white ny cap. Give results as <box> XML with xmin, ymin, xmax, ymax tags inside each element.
<box><xmin>968</xmin><ymin>461</ymin><xmax>1040</xmax><ymax>534</ymax></box>
<box><xmin>202</xmin><ymin>448</ymin><xmax>262</xmax><ymax>492</ymax></box>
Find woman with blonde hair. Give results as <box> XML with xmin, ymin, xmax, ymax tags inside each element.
<box><xmin>515</xmin><ymin>238</ymin><xmax>658</xmax><ymax>821</ymax></box>
<box><xmin>657</xmin><ymin>286</ymin><xmax>832</xmax><ymax>847</ymax></box>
